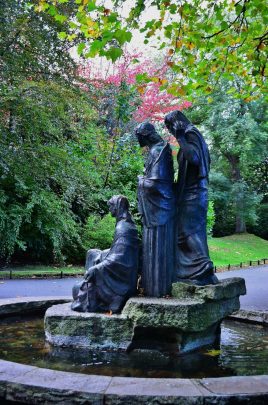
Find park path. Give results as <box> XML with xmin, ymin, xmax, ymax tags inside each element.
<box><xmin>0</xmin><ymin>265</ymin><xmax>267</xmax><ymax>311</ymax></box>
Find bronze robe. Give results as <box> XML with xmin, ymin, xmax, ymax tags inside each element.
<box><xmin>176</xmin><ymin>124</ymin><xmax>215</xmax><ymax>283</ymax></box>
<box><xmin>72</xmin><ymin>219</ymin><xmax>139</xmax><ymax>313</ymax></box>
<box><xmin>138</xmin><ymin>142</ymin><xmax>176</xmax><ymax>297</ymax></box>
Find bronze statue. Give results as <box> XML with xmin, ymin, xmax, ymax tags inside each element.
<box><xmin>135</xmin><ymin>122</ymin><xmax>176</xmax><ymax>297</ymax></box>
<box><xmin>71</xmin><ymin>195</ymin><xmax>139</xmax><ymax>313</ymax></box>
<box><xmin>165</xmin><ymin>110</ymin><xmax>218</xmax><ymax>285</ymax></box>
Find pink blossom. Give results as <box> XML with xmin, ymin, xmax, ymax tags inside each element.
<box><xmin>77</xmin><ymin>50</ymin><xmax>192</xmax><ymax>122</ymax></box>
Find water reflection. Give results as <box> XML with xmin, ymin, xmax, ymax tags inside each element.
<box><xmin>0</xmin><ymin>316</ymin><xmax>267</xmax><ymax>378</ymax></box>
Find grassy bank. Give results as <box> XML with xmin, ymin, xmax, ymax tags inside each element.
<box><xmin>0</xmin><ymin>265</ymin><xmax>84</xmax><ymax>279</ymax></box>
<box><xmin>0</xmin><ymin>234</ymin><xmax>267</xmax><ymax>279</ymax></box>
<box><xmin>209</xmin><ymin>233</ymin><xmax>268</xmax><ymax>268</ymax></box>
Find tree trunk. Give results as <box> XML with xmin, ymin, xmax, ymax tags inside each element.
<box><xmin>224</xmin><ymin>152</ymin><xmax>247</xmax><ymax>234</ymax></box>
<box><xmin>234</xmin><ymin>193</ymin><xmax>247</xmax><ymax>234</ymax></box>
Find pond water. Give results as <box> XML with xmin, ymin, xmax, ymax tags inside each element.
<box><xmin>0</xmin><ymin>315</ymin><xmax>268</xmax><ymax>379</ymax></box>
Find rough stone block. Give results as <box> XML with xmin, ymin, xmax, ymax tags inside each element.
<box><xmin>171</xmin><ymin>277</ymin><xmax>246</xmax><ymax>302</ymax></box>
<box><xmin>122</xmin><ymin>296</ymin><xmax>240</xmax><ymax>332</ymax></box>
<box><xmin>45</xmin><ymin>278</ymin><xmax>246</xmax><ymax>353</ymax></box>
<box><xmin>45</xmin><ymin>303</ymin><xmax>133</xmax><ymax>350</ymax></box>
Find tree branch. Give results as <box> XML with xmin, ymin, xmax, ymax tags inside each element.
<box><xmin>202</xmin><ymin>0</ymin><xmax>248</xmax><ymax>39</ymax></box>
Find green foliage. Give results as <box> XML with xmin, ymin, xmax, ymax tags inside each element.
<box><xmin>0</xmin><ymin>0</ymin><xmax>105</xmax><ymax>263</ymax></box>
<box><xmin>20</xmin><ymin>191</ymin><xmax>81</xmax><ymax>263</ymax></box>
<box><xmin>0</xmin><ymin>9</ymin><xmax>144</xmax><ymax>264</ymax></box>
<box><xmin>248</xmin><ymin>203</ymin><xmax>268</xmax><ymax>240</ymax></box>
<box><xmin>231</xmin><ymin>181</ymin><xmax>262</xmax><ymax>227</ymax></box>
<box><xmin>207</xmin><ymin>201</ymin><xmax>215</xmax><ymax>237</ymax></box>
<box><xmin>188</xmin><ymin>82</ymin><xmax>268</xmax><ymax>235</ymax></box>
<box><xmin>35</xmin><ymin>0</ymin><xmax>268</xmax><ymax>99</ymax></box>
<box><xmin>0</xmin><ymin>0</ymin><xmax>75</xmax><ymax>87</ymax></box>
<box><xmin>209</xmin><ymin>171</ymin><xmax>235</xmax><ymax>236</ymax></box>
<box><xmin>82</xmin><ymin>213</ymin><xmax>116</xmax><ymax>251</ymax></box>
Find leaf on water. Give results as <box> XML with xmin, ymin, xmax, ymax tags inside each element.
<box><xmin>205</xmin><ymin>349</ymin><xmax>221</xmax><ymax>357</ymax></box>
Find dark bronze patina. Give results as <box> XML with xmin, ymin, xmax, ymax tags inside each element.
<box><xmin>71</xmin><ymin>195</ymin><xmax>139</xmax><ymax>313</ymax></box>
<box><xmin>165</xmin><ymin>110</ymin><xmax>218</xmax><ymax>286</ymax></box>
<box><xmin>135</xmin><ymin>122</ymin><xmax>176</xmax><ymax>297</ymax></box>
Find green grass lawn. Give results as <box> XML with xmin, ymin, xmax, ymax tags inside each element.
<box><xmin>209</xmin><ymin>233</ymin><xmax>268</xmax><ymax>268</ymax></box>
<box><xmin>0</xmin><ymin>265</ymin><xmax>84</xmax><ymax>279</ymax></box>
<box><xmin>0</xmin><ymin>233</ymin><xmax>267</xmax><ymax>278</ymax></box>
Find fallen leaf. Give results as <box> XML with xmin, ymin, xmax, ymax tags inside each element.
<box><xmin>205</xmin><ymin>349</ymin><xmax>221</xmax><ymax>357</ymax></box>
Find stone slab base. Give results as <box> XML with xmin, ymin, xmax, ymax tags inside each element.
<box><xmin>172</xmin><ymin>277</ymin><xmax>246</xmax><ymax>301</ymax></box>
<box><xmin>0</xmin><ymin>297</ymin><xmax>71</xmax><ymax>317</ymax></box>
<box><xmin>45</xmin><ymin>277</ymin><xmax>246</xmax><ymax>353</ymax></box>
<box><xmin>45</xmin><ymin>304</ymin><xmax>133</xmax><ymax>350</ymax></box>
<box><xmin>1</xmin><ymin>359</ymin><xmax>268</xmax><ymax>405</ymax></box>
<box><xmin>229</xmin><ymin>309</ymin><xmax>268</xmax><ymax>325</ymax></box>
<box><xmin>122</xmin><ymin>295</ymin><xmax>240</xmax><ymax>332</ymax></box>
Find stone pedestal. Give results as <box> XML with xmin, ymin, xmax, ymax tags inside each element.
<box><xmin>45</xmin><ymin>277</ymin><xmax>246</xmax><ymax>353</ymax></box>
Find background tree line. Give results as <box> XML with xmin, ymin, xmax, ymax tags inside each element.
<box><xmin>0</xmin><ymin>1</ymin><xmax>267</xmax><ymax>266</ymax></box>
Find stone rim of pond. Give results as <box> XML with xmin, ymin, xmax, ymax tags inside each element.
<box><xmin>0</xmin><ymin>297</ymin><xmax>268</xmax><ymax>404</ymax></box>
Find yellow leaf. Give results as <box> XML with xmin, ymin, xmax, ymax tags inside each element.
<box><xmin>137</xmin><ymin>85</ymin><xmax>146</xmax><ymax>94</ymax></box>
<box><xmin>176</xmin><ymin>40</ymin><xmax>183</xmax><ymax>48</ymax></box>
<box><xmin>205</xmin><ymin>349</ymin><xmax>221</xmax><ymax>357</ymax></box>
<box><xmin>187</xmin><ymin>42</ymin><xmax>195</xmax><ymax>50</ymax></box>
<box><xmin>87</xmin><ymin>29</ymin><xmax>99</xmax><ymax>38</ymax></box>
<box><xmin>147</xmin><ymin>30</ymin><xmax>155</xmax><ymax>37</ymax></box>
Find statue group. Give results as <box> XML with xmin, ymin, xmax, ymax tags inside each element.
<box><xmin>72</xmin><ymin>110</ymin><xmax>218</xmax><ymax>314</ymax></box>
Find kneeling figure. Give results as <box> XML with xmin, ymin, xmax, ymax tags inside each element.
<box><xmin>72</xmin><ymin>195</ymin><xmax>139</xmax><ymax>313</ymax></box>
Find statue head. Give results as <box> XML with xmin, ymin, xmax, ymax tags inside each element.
<box><xmin>164</xmin><ymin>110</ymin><xmax>191</xmax><ymax>138</ymax></box>
<box><xmin>135</xmin><ymin>122</ymin><xmax>163</xmax><ymax>147</ymax></box>
<box><xmin>107</xmin><ymin>195</ymin><xmax>131</xmax><ymax>221</ymax></box>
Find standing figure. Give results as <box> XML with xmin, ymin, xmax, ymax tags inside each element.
<box><xmin>135</xmin><ymin>122</ymin><xmax>176</xmax><ymax>297</ymax></box>
<box><xmin>164</xmin><ymin>110</ymin><xmax>218</xmax><ymax>285</ymax></box>
<box><xmin>72</xmin><ymin>195</ymin><xmax>139</xmax><ymax>313</ymax></box>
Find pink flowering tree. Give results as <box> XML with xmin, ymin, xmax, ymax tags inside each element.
<box><xmin>78</xmin><ymin>50</ymin><xmax>191</xmax><ymax>123</ymax></box>
<box><xmin>77</xmin><ymin>51</ymin><xmax>191</xmax><ymax>184</ymax></box>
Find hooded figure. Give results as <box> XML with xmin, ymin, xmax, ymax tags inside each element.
<box><xmin>135</xmin><ymin>122</ymin><xmax>176</xmax><ymax>297</ymax></box>
<box><xmin>71</xmin><ymin>195</ymin><xmax>139</xmax><ymax>313</ymax></box>
<box><xmin>165</xmin><ymin>111</ymin><xmax>218</xmax><ymax>285</ymax></box>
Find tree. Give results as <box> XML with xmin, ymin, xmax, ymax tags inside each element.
<box><xmin>189</xmin><ymin>81</ymin><xmax>267</xmax><ymax>234</ymax></box>
<box><xmin>246</xmin><ymin>158</ymin><xmax>268</xmax><ymax>239</ymax></box>
<box><xmin>0</xmin><ymin>2</ymin><xmax>145</xmax><ymax>263</ymax></box>
<box><xmin>0</xmin><ymin>0</ymin><xmax>105</xmax><ymax>263</ymax></box>
<box><xmin>35</xmin><ymin>0</ymin><xmax>267</xmax><ymax>99</ymax></box>
<box><xmin>77</xmin><ymin>51</ymin><xmax>188</xmax><ymax>187</ymax></box>
<box><xmin>0</xmin><ymin>0</ymin><xmax>76</xmax><ymax>86</ymax></box>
